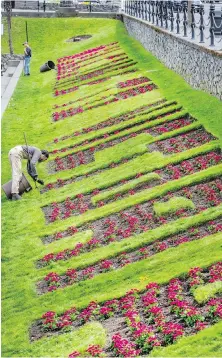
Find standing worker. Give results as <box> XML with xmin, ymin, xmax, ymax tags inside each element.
<box><xmin>8</xmin><ymin>145</ymin><xmax>49</xmax><ymax>200</ymax></box>
<box><xmin>23</xmin><ymin>41</ymin><xmax>32</xmax><ymax>76</ymax></box>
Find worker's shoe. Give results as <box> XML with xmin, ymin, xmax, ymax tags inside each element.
<box><xmin>12</xmin><ymin>194</ymin><xmax>22</xmax><ymax>201</ymax></box>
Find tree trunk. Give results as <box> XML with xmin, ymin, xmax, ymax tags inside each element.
<box><xmin>4</xmin><ymin>1</ymin><xmax>14</xmax><ymax>55</ymax></box>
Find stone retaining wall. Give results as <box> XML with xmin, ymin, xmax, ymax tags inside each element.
<box><xmin>123</xmin><ymin>14</ymin><xmax>222</xmax><ymax>100</ymax></box>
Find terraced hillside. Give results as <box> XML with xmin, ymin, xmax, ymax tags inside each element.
<box><xmin>1</xmin><ymin>18</ymin><xmax>222</xmax><ymax>357</ymax></box>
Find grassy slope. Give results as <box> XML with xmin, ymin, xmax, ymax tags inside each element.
<box><xmin>2</xmin><ymin>17</ymin><xmax>222</xmax><ymax>357</ymax></box>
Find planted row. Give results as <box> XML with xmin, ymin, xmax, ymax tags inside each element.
<box><xmin>32</xmin><ymin>261</ymin><xmax>222</xmax><ymax>358</ymax></box>
<box><xmin>42</xmin><ymin>178</ymin><xmax>222</xmax><ymax>245</ymax></box>
<box><xmin>50</xmin><ymin>112</ymin><xmax>190</xmax><ymax>173</ymax></box>
<box><xmin>37</xmin><ymin>218</ymin><xmax>222</xmax><ymax>293</ymax></box>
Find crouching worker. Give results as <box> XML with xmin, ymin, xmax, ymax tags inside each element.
<box><xmin>8</xmin><ymin>145</ymin><xmax>49</xmax><ymax>200</ymax></box>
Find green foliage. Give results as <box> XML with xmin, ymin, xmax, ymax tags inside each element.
<box><xmin>92</xmin><ymin>172</ymin><xmax>160</xmax><ymax>204</ymax></box>
<box><xmin>153</xmin><ymin>196</ymin><xmax>195</xmax><ymax>216</ymax></box>
<box><xmin>194</xmin><ymin>281</ymin><xmax>222</xmax><ymax>304</ymax></box>
<box><xmin>150</xmin><ymin>321</ymin><xmax>222</xmax><ymax>357</ymax></box>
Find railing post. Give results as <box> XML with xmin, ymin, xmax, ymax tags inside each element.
<box><xmin>141</xmin><ymin>0</ymin><xmax>144</xmax><ymax>19</ymax></box>
<box><xmin>145</xmin><ymin>0</ymin><xmax>148</xmax><ymax>20</ymax></box>
<box><xmin>176</xmin><ymin>0</ymin><xmax>181</xmax><ymax>34</ymax></box>
<box><xmin>191</xmin><ymin>3</ymin><xmax>196</xmax><ymax>40</ymax></box>
<box><xmin>209</xmin><ymin>4</ymin><xmax>215</xmax><ymax>46</ymax></box>
<box><xmin>138</xmin><ymin>0</ymin><xmax>141</xmax><ymax>18</ymax></box>
<box><xmin>199</xmin><ymin>3</ymin><xmax>205</xmax><ymax>43</ymax></box>
<box><xmin>148</xmin><ymin>0</ymin><xmax>151</xmax><ymax>21</ymax></box>
<box><xmin>159</xmin><ymin>1</ymin><xmax>164</xmax><ymax>27</ymax></box>
<box><xmin>151</xmin><ymin>0</ymin><xmax>155</xmax><ymax>23</ymax></box>
<box><xmin>156</xmin><ymin>1</ymin><xmax>159</xmax><ymax>26</ymax></box>
<box><xmin>169</xmin><ymin>0</ymin><xmax>174</xmax><ymax>32</ymax></box>
<box><xmin>164</xmin><ymin>1</ymin><xmax>168</xmax><ymax>29</ymax></box>
<box><xmin>182</xmin><ymin>1</ymin><xmax>188</xmax><ymax>37</ymax></box>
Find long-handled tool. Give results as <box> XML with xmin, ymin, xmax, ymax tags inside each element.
<box><xmin>23</xmin><ymin>132</ymin><xmax>38</xmax><ymax>189</ymax></box>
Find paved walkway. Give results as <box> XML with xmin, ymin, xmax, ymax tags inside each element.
<box><xmin>1</xmin><ymin>60</ymin><xmax>24</xmax><ymax>118</ymax></box>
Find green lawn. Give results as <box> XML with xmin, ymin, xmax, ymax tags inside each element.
<box><xmin>1</xmin><ymin>17</ymin><xmax>222</xmax><ymax>357</ymax></box>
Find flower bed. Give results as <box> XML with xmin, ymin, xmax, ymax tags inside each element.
<box><xmin>149</xmin><ymin>128</ymin><xmax>216</xmax><ymax>154</ymax></box>
<box><xmin>42</xmin><ymin>149</ymin><xmax>221</xmax><ymax>224</ymax></box>
<box><xmin>48</xmin><ymin>114</ymin><xmax>192</xmax><ymax>173</ymax></box>
<box><xmin>57</xmin><ymin>42</ymin><xmax>119</xmax><ymax>66</ymax></box>
<box><xmin>51</xmin><ymin>106</ymin><xmax>180</xmax><ymax>155</ymax></box>
<box><xmin>53</xmin><ymin>82</ymin><xmax>155</xmax><ymax>121</ymax></box>
<box><xmin>54</xmin><ymin>61</ymin><xmax>138</xmax><ymax>97</ymax></box>
<box><xmin>31</xmin><ymin>262</ymin><xmax>222</xmax><ymax>358</ymax></box>
<box><xmin>54</xmin><ymin>68</ymin><xmax>137</xmax><ymax>96</ymax></box>
<box><xmin>37</xmin><ymin>218</ymin><xmax>222</xmax><ymax>293</ymax></box>
<box><xmin>57</xmin><ymin>51</ymin><xmax>127</xmax><ymax>80</ymax></box>
<box><xmin>42</xmin><ymin>173</ymin><xmax>160</xmax><ymax>223</ymax></box>
<box><xmin>55</xmin><ymin>58</ymin><xmax>133</xmax><ymax>89</ymax></box>
<box><xmin>41</xmin><ymin>156</ymin><xmax>132</xmax><ymax>194</ymax></box>
<box><xmin>156</xmin><ymin>150</ymin><xmax>222</xmax><ymax>181</ymax></box>
<box><xmin>52</xmin><ymin>99</ymin><xmax>167</xmax><ymax>144</ymax></box>
<box><xmin>53</xmin><ymin>76</ymin><xmax>151</xmax><ymax>119</ymax></box>
<box><xmin>41</xmin><ymin>178</ymin><xmax>222</xmax><ymax>245</ymax></box>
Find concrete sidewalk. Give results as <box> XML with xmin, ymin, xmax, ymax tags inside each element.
<box><xmin>1</xmin><ymin>60</ymin><xmax>24</xmax><ymax>118</ymax></box>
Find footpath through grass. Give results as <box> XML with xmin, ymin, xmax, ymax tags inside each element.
<box><xmin>1</xmin><ymin>17</ymin><xmax>222</xmax><ymax>357</ymax></box>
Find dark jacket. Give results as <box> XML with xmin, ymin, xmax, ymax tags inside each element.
<box><xmin>22</xmin><ymin>146</ymin><xmax>41</xmax><ymax>179</ymax></box>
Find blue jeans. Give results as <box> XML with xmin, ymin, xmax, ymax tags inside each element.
<box><xmin>24</xmin><ymin>56</ymin><xmax>31</xmax><ymax>75</ymax></box>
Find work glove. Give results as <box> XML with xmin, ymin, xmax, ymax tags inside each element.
<box><xmin>37</xmin><ymin>179</ymin><xmax>44</xmax><ymax>185</ymax></box>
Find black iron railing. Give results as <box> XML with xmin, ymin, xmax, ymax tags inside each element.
<box><xmin>123</xmin><ymin>1</ymin><xmax>222</xmax><ymax>48</ymax></box>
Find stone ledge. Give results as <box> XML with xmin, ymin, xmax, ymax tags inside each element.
<box><xmin>123</xmin><ymin>14</ymin><xmax>222</xmax><ymax>58</ymax></box>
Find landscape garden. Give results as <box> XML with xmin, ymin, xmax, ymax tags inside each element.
<box><xmin>1</xmin><ymin>16</ymin><xmax>222</xmax><ymax>357</ymax></box>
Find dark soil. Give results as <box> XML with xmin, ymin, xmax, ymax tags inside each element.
<box><xmin>41</xmin><ymin>178</ymin><xmax>222</xmax><ymax>245</ymax></box>
<box><xmin>51</xmin><ymin>99</ymin><xmax>168</xmax><ymax>144</ymax></box>
<box><xmin>148</xmin><ymin>127</ymin><xmax>216</xmax><ymax>154</ymax></box>
<box><xmin>37</xmin><ymin>217</ymin><xmax>222</xmax><ymax>293</ymax></box>
<box><xmin>66</xmin><ymin>35</ymin><xmax>92</xmax><ymax>42</ymax></box>
<box><xmin>42</xmin><ymin>177</ymin><xmax>160</xmax><ymax>224</ymax></box>
<box><xmin>30</xmin><ymin>263</ymin><xmax>221</xmax><ymax>353</ymax></box>
<box><xmin>47</xmin><ymin>113</ymin><xmax>190</xmax><ymax>174</ymax></box>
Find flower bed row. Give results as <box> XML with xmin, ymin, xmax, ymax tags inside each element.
<box><xmin>52</xmin><ymin>99</ymin><xmax>167</xmax><ymax>142</ymax></box>
<box><xmin>53</xmin><ymin>76</ymin><xmax>151</xmax><ymax>111</ymax></box>
<box><xmin>56</xmin><ymin>55</ymin><xmax>130</xmax><ymax>86</ymax></box>
<box><xmin>148</xmin><ymin>128</ymin><xmax>216</xmax><ymax>154</ymax></box>
<box><xmin>54</xmin><ymin>59</ymin><xmax>137</xmax><ymax>95</ymax></box>
<box><xmin>37</xmin><ymin>218</ymin><xmax>222</xmax><ymax>293</ymax></box>
<box><xmin>49</xmin><ymin>113</ymin><xmax>190</xmax><ymax>173</ymax></box>
<box><xmin>53</xmin><ymin>76</ymin><xmax>151</xmax><ymax>117</ymax></box>
<box><xmin>41</xmin><ymin>156</ymin><xmax>132</xmax><ymax>194</ymax></box>
<box><xmin>42</xmin><ymin>149</ymin><xmax>221</xmax><ymax>224</ymax></box>
<box><xmin>42</xmin><ymin>178</ymin><xmax>222</xmax><ymax>246</ymax></box>
<box><xmin>55</xmin><ymin>68</ymin><xmax>137</xmax><ymax>97</ymax></box>
<box><xmin>52</xmin><ymin>95</ymin><xmax>169</xmax><ymax>148</ymax></box>
<box><xmin>43</xmin><ymin>139</ymin><xmax>218</xmax><ymax>197</ymax></box>
<box><xmin>56</xmin><ymin>51</ymin><xmax>127</xmax><ymax>80</ymax></box>
<box><xmin>57</xmin><ymin>42</ymin><xmax>119</xmax><ymax>65</ymax></box>
<box><xmin>156</xmin><ymin>150</ymin><xmax>222</xmax><ymax>181</ymax></box>
<box><xmin>54</xmin><ymin>62</ymin><xmax>136</xmax><ymax>96</ymax></box>
<box><xmin>31</xmin><ymin>262</ymin><xmax>222</xmax><ymax>358</ymax></box>
<box><xmin>42</xmin><ymin>173</ymin><xmax>160</xmax><ymax>223</ymax></box>
<box><xmin>53</xmin><ymin>82</ymin><xmax>155</xmax><ymax>121</ymax></box>
<box><xmin>55</xmin><ymin>57</ymin><xmax>134</xmax><ymax>89</ymax></box>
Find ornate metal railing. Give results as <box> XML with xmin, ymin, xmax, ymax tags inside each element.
<box><xmin>123</xmin><ymin>1</ymin><xmax>222</xmax><ymax>48</ymax></box>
